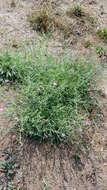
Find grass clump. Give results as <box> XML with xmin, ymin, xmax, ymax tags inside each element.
<box><xmin>0</xmin><ymin>159</ymin><xmax>16</xmax><ymax>181</ymax></box>
<box><xmin>29</xmin><ymin>6</ymin><xmax>54</xmax><ymax>33</ymax></box>
<box><xmin>29</xmin><ymin>5</ymin><xmax>70</xmax><ymax>34</ymax></box>
<box><xmin>96</xmin><ymin>46</ymin><xmax>106</xmax><ymax>57</ymax></box>
<box><xmin>66</xmin><ymin>5</ymin><xmax>83</xmax><ymax>17</ymax></box>
<box><xmin>97</xmin><ymin>28</ymin><xmax>107</xmax><ymax>43</ymax></box>
<box><xmin>17</xmin><ymin>49</ymin><xmax>97</xmax><ymax>144</ymax></box>
<box><xmin>84</xmin><ymin>40</ymin><xmax>92</xmax><ymax>48</ymax></box>
<box><xmin>87</xmin><ymin>16</ymin><xmax>96</xmax><ymax>25</ymax></box>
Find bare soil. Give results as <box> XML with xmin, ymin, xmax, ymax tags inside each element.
<box><xmin>0</xmin><ymin>0</ymin><xmax>107</xmax><ymax>190</ymax></box>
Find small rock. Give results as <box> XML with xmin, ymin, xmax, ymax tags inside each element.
<box><xmin>76</xmin><ymin>30</ymin><xmax>81</xmax><ymax>36</ymax></box>
<box><xmin>11</xmin><ymin>0</ymin><xmax>16</xmax><ymax>8</ymax></box>
<box><xmin>100</xmin><ymin>5</ymin><xmax>105</xmax><ymax>15</ymax></box>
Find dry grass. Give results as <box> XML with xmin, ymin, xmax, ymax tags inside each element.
<box><xmin>66</xmin><ymin>5</ymin><xmax>96</xmax><ymax>25</ymax></box>
<box><xmin>29</xmin><ymin>5</ymin><xmax>54</xmax><ymax>33</ymax></box>
<box><xmin>66</xmin><ymin>5</ymin><xmax>97</xmax><ymax>37</ymax></box>
<box><xmin>28</xmin><ymin>4</ymin><xmax>71</xmax><ymax>35</ymax></box>
<box><xmin>29</xmin><ymin>3</ymin><xmax>96</xmax><ymax>41</ymax></box>
<box><xmin>66</xmin><ymin>5</ymin><xmax>84</xmax><ymax>18</ymax></box>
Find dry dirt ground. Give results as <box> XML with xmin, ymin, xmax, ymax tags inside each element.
<box><xmin>0</xmin><ymin>0</ymin><xmax>107</xmax><ymax>190</ymax></box>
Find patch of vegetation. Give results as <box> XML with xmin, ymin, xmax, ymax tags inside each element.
<box><xmin>84</xmin><ymin>40</ymin><xmax>92</xmax><ymax>48</ymax></box>
<box><xmin>66</xmin><ymin>5</ymin><xmax>84</xmax><ymax>17</ymax></box>
<box><xmin>29</xmin><ymin>5</ymin><xmax>54</xmax><ymax>33</ymax></box>
<box><xmin>96</xmin><ymin>46</ymin><xmax>106</xmax><ymax>57</ymax></box>
<box><xmin>0</xmin><ymin>45</ymin><xmax>98</xmax><ymax>144</ymax></box>
<box><xmin>29</xmin><ymin>5</ymin><xmax>67</xmax><ymax>34</ymax></box>
<box><xmin>16</xmin><ymin>49</ymin><xmax>97</xmax><ymax>144</ymax></box>
<box><xmin>0</xmin><ymin>52</ymin><xmax>30</xmax><ymax>84</ymax></box>
<box><xmin>0</xmin><ymin>159</ymin><xmax>16</xmax><ymax>181</ymax></box>
<box><xmin>66</xmin><ymin>5</ymin><xmax>96</xmax><ymax>31</ymax></box>
<box><xmin>97</xmin><ymin>28</ymin><xmax>107</xmax><ymax>43</ymax></box>
<box><xmin>43</xmin><ymin>178</ymin><xmax>48</xmax><ymax>190</ymax></box>
<box><xmin>0</xmin><ymin>152</ymin><xmax>19</xmax><ymax>190</ymax></box>
<box><xmin>87</xmin><ymin>16</ymin><xmax>96</xmax><ymax>25</ymax></box>
<box><xmin>0</xmin><ymin>184</ymin><xmax>20</xmax><ymax>190</ymax></box>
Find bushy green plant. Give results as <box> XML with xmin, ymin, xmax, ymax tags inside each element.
<box><xmin>17</xmin><ymin>50</ymin><xmax>96</xmax><ymax>143</ymax></box>
<box><xmin>0</xmin><ymin>52</ymin><xmax>30</xmax><ymax>84</ymax></box>
<box><xmin>96</xmin><ymin>46</ymin><xmax>106</xmax><ymax>57</ymax></box>
<box><xmin>0</xmin><ymin>158</ymin><xmax>16</xmax><ymax>180</ymax></box>
<box><xmin>97</xmin><ymin>28</ymin><xmax>107</xmax><ymax>43</ymax></box>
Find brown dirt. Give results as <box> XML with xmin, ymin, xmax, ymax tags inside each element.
<box><xmin>0</xmin><ymin>0</ymin><xmax>107</xmax><ymax>190</ymax></box>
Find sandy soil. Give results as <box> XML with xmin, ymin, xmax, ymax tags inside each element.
<box><xmin>0</xmin><ymin>0</ymin><xmax>107</xmax><ymax>190</ymax></box>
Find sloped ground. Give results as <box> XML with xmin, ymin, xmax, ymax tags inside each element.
<box><xmin>0</xmin><ymin>0</ymin><xmax>107</xmax><ymax>189</ymax></box>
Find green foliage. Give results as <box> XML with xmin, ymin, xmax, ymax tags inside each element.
<box><xmin>0</xmin><ymin>52</ymin><xmax>23</xmax><ymax>84</ymax></box>
<box><xmin>84</xmin><ymin>40</ymin><xmax>92</xmax><ymax>48</ymax></box>
<box><xmin>43</xmin><ymin>178</ymin><xmax>48</xmax><ymax>190</ymax></box>
<box><xmin>96</xmin><ymin>46</ymin><xmax>106</xmax><ymax>57</ymax></box>
<box><xmin>0</xmin><ymin>52</ymin><xmax>30</xmax><ymax>84</ymax></box>
<box><xmin>97</xmin><ymin>28</ymin><xmax>107</xmax><ymax>43</ymax></box>
<box><xmin>0</xmin><ymin>158</ymin><xmax>16</xmax><ymax>181</ymax></box>
<box><xmin>87</xmin><ymin>16</ymin><xmax>96</xmax><ymax>25</ymax></box>
<box><xmin>17</xmin><ymin>50</ymin><xmax>96</xmax><ymax>143</ymax></box>
<box><xmin>0</xmin><ymin>46</ymin><xmax>97</xmax><ymax>144</ymax></box>
<box><xmin>0</xmin><ymin>184</ymin><xmax>19</xmax><ymax>190</ymax></box>
<box><xmin>0</xmin><ymin>154</ymin><xmax>19</xmax><ymax>190</ymax></box>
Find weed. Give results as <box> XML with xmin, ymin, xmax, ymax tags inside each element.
<box><xmin>43</xmin><ymin>178</ymin><xmax>48</xmax><ymax>190</ymax></box>
<box><xmin>16</xmin><ymin>48</ymin><xmax>97</xmax><ymax>144</ymax></box>
<box><xmin>84</xmin><ymin>40</ymin><xmax>92</xmax><ymax>48</ymax></box>
<box><xmin>29</xmin><ymin>5</ymin><xmax>55</xmax><ymax>33</ymax></box>
<box><xmin>29</xmin><ymin>5</ymin><xmax>70</xmax><ymax>34</ymax></box>
<box><xmin>96</xmin><ymin>46</ymin><xmax>106</xmax><ymax>57</ymax></box>
<box><xmin>73</xmin><ymin>149</ymin><xmax>81</xmax><ymax>163</ymax></box>
<box><xmin>0</xmin><ymin>52</ymin><xmax>30</xmax><ymax>84</ymax></box>
<box><xmin>66</xmin><ymin>5</ymin><xmax>96</xmax><ymax>30</ymax></box>
<box><xmin>87</xmin><ymin>16</ymin><xmax>96</xmax><ymax>25</ymax></box>
<box><xmin>0</xmin><ymin>153</ymin><xmax>18</xmax><ymax>190</ymax></box>
<box><xmin>0</xmin><ymin>158</ymin><xmax>16</xmax><ymax>181</ymax></box>
<box><xmin>97</xmin><ymin>28</ymin><xmax>107</xmax><ymax>43</ymax></box>
<box><xmin>66</xmin><ymin>5</ymin><xmax>83</xmax><ymax>17</ymax></box>
<box><xmin>1</xmin><ymin>183</ymin><xmax>16</xmax><ymax>190</ymax></box>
